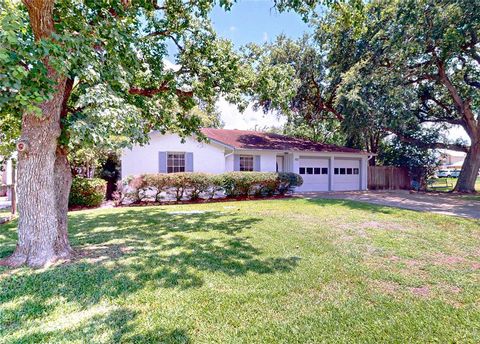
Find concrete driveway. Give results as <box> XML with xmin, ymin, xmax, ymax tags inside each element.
<box><xmin>298</xmin><ymin>190</ymin><xmax>480</xmax><ymax>219</ymax></box>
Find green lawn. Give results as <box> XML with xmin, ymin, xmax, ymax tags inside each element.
<box><xmin>1</xmin><ymin>199</ymin><xmax>480</xmax><ymax>343</ymax></box>
<box><xmin>428</xmin><ymin>177</ymin><xmax>480</xmax><ymax>200</ymax></box>
<box><xmin>0</xmin><ymin>207</ymin><xmax>12</xmax><ymax>219</ymax></box>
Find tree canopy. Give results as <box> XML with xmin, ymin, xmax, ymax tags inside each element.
<box><xmin>0</xmin><ymin>0</ymin><xmax>334</xmax><ymax>268</ymax></box>
<box><xmin>254</xmin><ymin>0</ymin><xmax>479</xmax><ymax>191</ymax></box>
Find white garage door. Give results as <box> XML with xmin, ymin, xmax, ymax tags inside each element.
<box><xmin>297</xmin><ymin>157</ymin><xmax>329</xmax><ymax>192</ymax></box>
<box><xmin>333</xmin><ymin>159</ymin><xmax>361</xmax><ymax>191</ymax></box>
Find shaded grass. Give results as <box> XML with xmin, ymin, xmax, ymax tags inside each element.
<box><xmin>1</xmin><ymin>199</ymin><xmax>479</xmax><ymax>343</ymax></box>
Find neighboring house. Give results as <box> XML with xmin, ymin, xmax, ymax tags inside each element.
<box><xmin>0</xmin><ymin>161</ymin><xmax>6</xmax><ymax>197</ymax></box>
<box><xmin>439</xmin><ymin>149</ymin><xmax>466</xmax><ymax>169</ymax></box>
<box><xmin>121</xmin><ymin>128</ymin><xmax>373</xmax><ymax>192</ymax></box>
<box><xmin>0</xmin><ymin>157</ymin><xmax>14</xmax><ymax>200</ymax></box>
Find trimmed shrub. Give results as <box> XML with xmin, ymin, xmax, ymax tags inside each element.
<box><xmin>183</xmin><ymin>173</ymin><xmax>212</xmax><ymax>200</ymax></box>
<box><xmin>143</xmin><ymin>174</ymin><xmax>169</xmax><ymax>201</ymax></box>
<box><xmin>119</xmin><ymin>172</ymin><xmax>303</xmax><ymax>204</ymax></box>
<box><xmin>205</xmin><ymin>174</ymin><xmax>225</xmax><ymax>199</ymax></box>
<box><xmin>69</xmin><ymin>177</ymin><xmax>107</xmax><ymax>207</ymax></box>
<box><xmin>277</xmin><ymin>172</ymin><xmax>303</xmax><ymax>194</ymax></box>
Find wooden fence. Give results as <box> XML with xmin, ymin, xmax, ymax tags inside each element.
<box><xmin>368</xmin><ymin>166</ymin><xmax>411</xmax><ymax>190</ymax></box>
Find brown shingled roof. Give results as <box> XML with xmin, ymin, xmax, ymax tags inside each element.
<box><xmin>201</xmin><ymin>128</ymin><xmax>368</xmax><ymax>154</ymax></box>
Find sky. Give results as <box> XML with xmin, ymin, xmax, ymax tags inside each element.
<box><xmin>209</xmin><ymin>0</ymin><xmax>310</xmax><ymax>131</ymax></box>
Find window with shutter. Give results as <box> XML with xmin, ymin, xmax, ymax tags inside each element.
<box><xmin>167</xmin><ymin>153</ymin><xmax>185</xmax><ymax>173</ymax></box>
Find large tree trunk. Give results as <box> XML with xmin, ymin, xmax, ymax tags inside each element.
<box><xmin>2</xmin><ymin>74</ymin><xmax>69</xmax><ymax>268</ymax></box>
<box><xmin>454</xmin><ymin>139</ymin><xmax>480</xmax><ymax>193</ymax></box>
<box><xmin>0</xmin><ymin>0</ymin><xmax>76</xmax><ymax>268</ymax></box>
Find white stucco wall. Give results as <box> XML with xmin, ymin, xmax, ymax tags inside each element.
<box><xmin>225</xmin><ymin>154</ymin><xmax>234</xmax><ymax>172</ymax></box>
<box><xmin>235</xmin><ymin>150</ymin><xmax>277</xmax><ymax>172</ymax></box>
<box><xmin>121</xmin><ymin>133</ymin><xmax>226</xmax><ymax>178</ymax></box>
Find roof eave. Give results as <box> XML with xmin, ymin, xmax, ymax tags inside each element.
<box><xmin>231</xmin><ymin>147</ymin><xmax>371</xmax><ymax>155</ymax></box>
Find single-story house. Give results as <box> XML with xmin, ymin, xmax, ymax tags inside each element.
<box><xmin>439</xmin><ymin>149</ymin><xmax>466</xmax><ymax>168</ymax></box>
<box><xmin>121</xmin><ymin>128</ymin><xmax>373</xmax><ymax>192</ymax></box>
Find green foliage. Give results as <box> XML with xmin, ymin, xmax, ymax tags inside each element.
<box><xmin>325</xmin><ymin>0</ymin><xmax>478</xmax><ymax>154</ymax></box>
<box><xmin>0</xmin><ymin>0</ymin><xmax>304</xmax><ymax>158</ymax></box>
<box><xmin>221</xmin><ymin>172</ymin><xmax>269</xmax><ymax>197</ymax></box>
<box><xmin>69</xmin><ymin>177</ymin><xmax>107</xmax><ymax>208</ymax></box>
<box><xmin>163</xmin><ymin>173</ymin><xmax>191</xmax><ymax>201</ymax></box>
<box><xmin>120</xmin><ymin>172</ymin><xmax>303</xmax><ymax>202</ymax></box>
<box><xmin>277</xmin><ymin>172</ymin><xmax>304</xmax><ymax>194</ymax></box>
<box><xmin>379</xmin><ymin>139</ymin><xmax>440</xmax><ymax>191</ymax></box>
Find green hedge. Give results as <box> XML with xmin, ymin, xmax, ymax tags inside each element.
<box><xmin>118</xmin><ymin>172</ymin><xmax>303</xmax><ymax>203</ymax></box>
<box><xmin>69</xmin><ymin>177</ymin><xmax>107</xmax><ymax>207</ymax></box>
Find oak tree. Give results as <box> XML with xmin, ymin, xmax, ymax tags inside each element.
<box><xmin>0</xmin><ymin>0</ymin><xmax>310</xmax><ymax>267</ymax></box>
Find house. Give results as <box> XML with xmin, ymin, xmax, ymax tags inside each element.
<box><xmin>438</xmin><ymin>149</ymin><xmax>466</xmax><ymax>169</ymax></box>
<box><xmin>0</xmin><ymin>162</ymin><xmax>6</xmax><ymax>197</ymax></box>
<box><xmin>0</xmin><ymin>157</ymin><xmax>14</xmax><ymax>200</ymax></box>
<box><xmin>121</xmin><ymin>128</ymin><xmax>373</xmax><ymax>192</ymax></box>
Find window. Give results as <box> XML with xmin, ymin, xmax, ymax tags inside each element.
<box><xmin>353</xmin><ymin>168</ymin><xmax>359</xmax><ymax>175</ymax></box>
<box><xmin>334</xmin><ymin>168</ymin><xmax>339</xmax><ymax>175</ymax></box>
<box><xmin>340</xmin><ymin>168</ymin><xmax>346</xmax><ymax>175</ymax></box>
<box><xmin>167</xmin><ymin>153</ymin><xmax>185</xmax><ymax>173</ymax></box>
<box><xmin>347</xmin><ymin>168</ymin><xmax>353</xmax><ymax>175</ymax></box>
<box><xmin>240</xmin><ymin>155</ymin><xmax>254</xmax><ymax>171</ymax></box>
<box><xmin>300</xmin><ymin>167</ymin><xmax>328</xmax><ymax>175</ymax></box>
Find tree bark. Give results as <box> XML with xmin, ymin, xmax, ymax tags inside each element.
<box><xmin>454</xmin><ymin>139</ymin><xmax>480</xmax><ymax>193</ymax></box>
<box><xmin>53</xmin><ymin>147</ymin><xmax>74</xmax><ymax>258</ymax></box>
<box><xmin>1</xmin><ymin>73</ymin><xmax>68</xmax><ymax>268</ymax></box>
<box><xmin>0</xmin><ymin>0</ymin><xmax>74</xmax><ymax>268</ymax></box>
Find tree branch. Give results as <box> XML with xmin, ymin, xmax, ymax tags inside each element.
<box><xmin>60</xmin><ymin>78</ymin><xmax>75</xmax><ymax>118</ymax></box>
<box><xmin>387</xmin><ymin>128</ymin><xmax>469</xmax><ymax>152</ymax></box>
<box><xmin>129</xmin><ymin>85</ymin><xmax>193</xmax><ymax>98</ymax></box>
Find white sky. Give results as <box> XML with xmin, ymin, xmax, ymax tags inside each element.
<box><xmin>217</xmin><ymin>98</ymin><xmax>286</xmax><ymax>130</ymax></box>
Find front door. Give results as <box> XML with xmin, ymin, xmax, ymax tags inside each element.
<box><xmin>276</xmin><ymin>156</ymin><xmax>284</xmax><ymax>172</ymax></box>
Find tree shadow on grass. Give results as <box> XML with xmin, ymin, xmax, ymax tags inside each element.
<box><xmin>11</xmin><ymin>307</ymin><xmax>190</xmax><ymax>344</ymax></box>
<box><xmin>0</xmin><ymin>208</ymin><xmax>299</xmax><ymax>341</ymax></box>
<box><xmin>300</xmin><ymin>197</ymin><xmax>396</xmax><ymax>215</ymax></box>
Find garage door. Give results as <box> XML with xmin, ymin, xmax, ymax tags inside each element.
<box><xmin>333</xmin><ymin>159</ymin><xmax>360</xmax><ymax>191</ymax></box>
<box><xmin>296</xmin><ymin>157</ymin><xmax>329</xmax><ymax>192</ymax></box>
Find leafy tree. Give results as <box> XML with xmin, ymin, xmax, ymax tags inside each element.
<box><xmin>0</xmin><ymin>0</ymin><xmax>334</xmax><ymax>268</ymax></box>
<box><xmin>253</xmin><ymin>35</ymin><xmax>347</xmax><ymax>144</ymax></box>
<box><xmin>253</xmin><ymin>15</ymin><xmax>391</xmax><ymax>156</ymax></box>
<box><xmin>334</xmin><ymin>0</ymin><xmax>479</xmax><ymax>192</ymax></box>
<box><xmin>379</xmin><ymin>138</ymin><xmax>440</xmax><ymax>191</ymax></box>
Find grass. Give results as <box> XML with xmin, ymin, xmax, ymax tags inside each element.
<box><xmin>0</xmin><ymin>207</ymin><xmax>12</xmax><ymax>221</ymax></box>
<box><xmin>428</xmin><ymin>177</ymin><xmax>480</xmax><ymax>200</ymax></box>
<box><xmin>1</xmin><ymin>199</ymin><xmax>480</xmax><ymax>343</ymax></box>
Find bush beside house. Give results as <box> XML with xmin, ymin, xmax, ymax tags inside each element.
<box><xmin>116</xmin><ymin>172</ymin><xmax>303</xmax><ymax>204</ymax></box>
<box><xmin>69</xmin><ymin>177</ymin><xmax>107</xmax><ymax>208</ymax></box>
